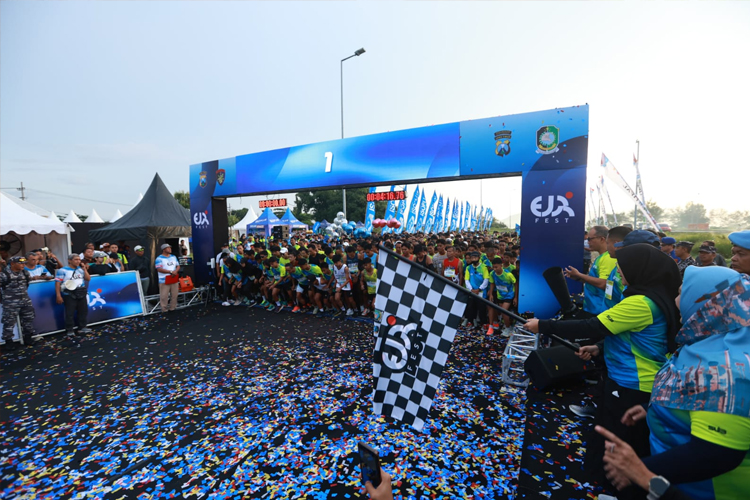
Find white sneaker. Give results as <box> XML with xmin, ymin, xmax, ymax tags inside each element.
<box><xmin>461</xmin><ymin>318</ymin><xmax>468</xmax><ymax>327</ymax></box>
<box><xmin>222</xmin><ymin>301</ymin><xmax>231</xmax><ymax>306</ymax></box>
<box><xmin>346</xmin><ymin>308</ymin><xmax>354</xmax><ymax>316</ymax></box>
<box><xmin>362</xmin><ymin>308</ymin><xmax>370</xmax><ymax>316</ymax></box>
<box><xmin>313</xmin><ymin>307</ymin><xmax>319</xmax><ymax>314</ymax></box>
<box><xmin>501</xmin><ymin>327</ymin><xmax>513</xmax><ymax>338</ymax></box>
<box><xmin>233</xmin><ymin>299</ymin><xmax>242</xmax><ymax>306</ymax></box>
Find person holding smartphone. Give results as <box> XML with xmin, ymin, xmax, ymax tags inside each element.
<box><xmin>55</xmin><ymin>254</ymin><xmax>92</xmax><ymax>338</ymax></box>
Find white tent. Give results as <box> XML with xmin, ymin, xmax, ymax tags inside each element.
<box><xmin>3</xmin><ymin>193</ymin><xmax>51</xmax><ymax>217</ymax></box>
<box><xmin>232</xmin><ymin>206</ymin><xmax>260</xmax><ymax>232</ymax></box>
<box><xmin>86</xmin><ymin>209</ymin><xmax>105</xmax><ymax>223</ymax></box>
<box><xmin>63</xmin><ymin>210</ymin><xmax>82</xmax><ymax>223</ymax></box>
<box><xmin>0</xmin><ymin>193</ymin><xmax>71</xmax><ymax>261</ymax></box>
<box><xmin>47</xmin><ymin>210</ymin><xmax>60</xmax><ymax>221</ymax></box>
<box><xmin>109</xmin><ymin>209</ymin><xmax>123</xmax><ymax>222</ymax></box>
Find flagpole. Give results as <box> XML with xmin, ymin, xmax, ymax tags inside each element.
<box><xmin>376</xmin><ymin>245</ymin><xmax>580</xmax><ymax>351</ymax></box>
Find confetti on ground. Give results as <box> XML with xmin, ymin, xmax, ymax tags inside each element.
<box><xmin>1</xmin><ymin>305</ymin><xmax>605</xmax><ymax>499</ymax></box>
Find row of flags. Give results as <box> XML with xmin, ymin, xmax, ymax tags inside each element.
<box><xmin>365</xmin><ymin>184</ymin><xmax>494</xmax><ymax>234</ymax></box>
<box><xmin>598</xmin><ymin>153</ymin><xmax>659</xmax><ymax>231</ymax></box>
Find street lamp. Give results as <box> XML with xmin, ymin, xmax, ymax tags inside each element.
<box><xmin>340</xmin><ymin>47</ymin><xmax>365</xmax><ymax>218</ymax></box>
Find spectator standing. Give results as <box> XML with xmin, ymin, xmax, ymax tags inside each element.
<box><xmin>155</xmin><ymin>243</ymin><xmax>180</xmax><ymax>312</ymax></box>
<box><xmin>42</xmin><ymin>248</ymin><xmax>63</xmax><ymax>274</ymax></box>
<box><xmin>24</xmin><ymin>252</ymin><xmax>53</xmax><ymax>281</ymax></box>
<box><xmin>179</xmin><ymin>239</ymin><xmax>189</xmax><ymax>257</ymax></box>
<box><xmin>702</xmin><ymin>239</ymin><xmax>727</xmax><ymax>267</ymax></box>
<box><xmin>129</xmin><ymin>245</ymin><xmax>151</xmax><ymax>295</ymax></box>
<box><xmin>108</xmin><ymin>252</ymin><xmax>123</xmax><ymax>272</ymax></box>
<box><xmin>55</xmin><ymin>254</ymin><xmax>92</xmax><ymax>338</ymax></box>
<box><xmin>660</xmin><ymin>236</ymin><xmax>680</xmax><ymax>263</ymax></box>
<box><xmin>1</xmin><ymin>256</ymin><xmax>37</xmax><ymax>350</ymax></box>
<box><xmin>107</xmin><ymin>243</ymin><xmax>127</xmax><ymax>270</ymax></box>
<box><xmin>88</xmin><ymin>251</ymin><xmax>117</xmax><ymax>276</ymax></box>
<box><xmin>728</xmin><ymin>230</ymin><xmax>750</xmax><ymax>274</ymax></box>
<box><xmin>696</xmin><ymin>245</ymin><xmax>717</xmax><ymax>267</ymax></box>
<box><xmin>674</xmin><ymin>241</ymin><xmax>696</xmax><ymax>278</ymax></box>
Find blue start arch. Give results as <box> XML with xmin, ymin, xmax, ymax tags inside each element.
<box><xmin>190</xmin><ymin>104</ymin><xmax>589</xmax><ymax>317</ymax></box>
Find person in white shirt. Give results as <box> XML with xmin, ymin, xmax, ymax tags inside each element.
<box><xmin>155</xmin><ymin>243</ymin><xmax>180</xmax><ymax>312</ymax></box>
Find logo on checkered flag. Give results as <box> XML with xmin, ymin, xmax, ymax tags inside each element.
<box><xmin>373</xmin><ymin>248</ymin><xmax>469</xmax><ymax>431</ymax></box>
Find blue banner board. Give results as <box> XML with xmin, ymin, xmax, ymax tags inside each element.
<box><xmin>27</xmin><ymin>271</ymin><xmax>145</xmax><ymax>335</ymax></box>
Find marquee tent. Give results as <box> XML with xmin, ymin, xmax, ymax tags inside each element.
<box><xmin>109</xmin><ymin>209</ymin><xmax>124</xmax><ymax>222</ymax></box>
<box><xmin>231</xmin><ymin>206</ymin><xmax>259</xmax><ymax>233</ymax></box>
<box><xmin>63</xmin><ymin>210</ymin><xmax>82</xmax><ymax>223</ymax></box>
<box><xmin>0</xmin><ymin>192</ymin><xmax>71</xmax><ymax>261</ymax></box>
<box><xmin>89</xmin><ymin>173</ymin><xmax>191</xmax><ymax>288</ymax></box>
<box><xmin>245</xmin><ymin>208</ymin><xmax>281</xmax><ymax>237</ymax></box>
<box><xmin>86</xmin><ymin>209</ymin><xmax>105</xmax><ymax>223</ymax></box>
<box><xmin>277</xmin><ymin>208</ymin><xmax>308</xmax><ymax>230</ymax></box>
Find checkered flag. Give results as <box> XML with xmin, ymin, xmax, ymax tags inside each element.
<box><xmin>373</xmin><ymin>248</ymin><xmax>469</xmax><ymax>431</ymax></box>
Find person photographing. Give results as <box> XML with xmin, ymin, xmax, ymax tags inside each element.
<box><xmin>55</xmin><ymin>254</ymin><xmax>92</xmax><ymax>339</ymax></box>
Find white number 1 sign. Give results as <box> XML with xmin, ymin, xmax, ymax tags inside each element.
<box><xmin>324</xmin><ymin>152</ymin><xmax>333</xmax><ymax>173</ymax></box>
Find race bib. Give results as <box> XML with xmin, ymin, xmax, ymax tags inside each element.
<box><xmin>445</xmin><ymin>268</ymin><xmax>456</xmax><ymax>278</ymax></box>
<box><xmin>348</xmin><ymin>263</ymin><xmax>358</xmax><ymax>274</ymax></box>
<box><xmin>605</xmin><ymin>280</ymin><xmax>614</xmax><ymax>301</ymax></box>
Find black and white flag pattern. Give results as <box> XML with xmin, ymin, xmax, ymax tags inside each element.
<box><xmin>373</xmin><ymin>249</ymin><xmax>469</xmax><ymax>431</ymax></box>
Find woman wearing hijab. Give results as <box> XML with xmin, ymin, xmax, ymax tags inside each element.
<box><xmin>598</xmin><ymin>266</ymin><xmax>750</xmax><ymax>500</ymax></box>
<box><xmin>525</xmin><ymin>244</ymin><xmax>682</xmax><ymax>491</ymax></box>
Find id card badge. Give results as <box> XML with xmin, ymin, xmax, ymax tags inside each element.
<box><xmin>605</xmin><ymin>280</ymin><xmax>614</xmax><ymax>301</ymax></box>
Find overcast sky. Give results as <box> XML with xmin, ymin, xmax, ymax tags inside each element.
<box><xmin>2</xmin><ymin>1</ymin><xmax>748</xmax><ymax>223</ymax></box>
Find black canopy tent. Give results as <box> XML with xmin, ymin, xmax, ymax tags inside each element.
<box><xmin>89</xmin><ymin>173</ymin><xmax>191</xmax><ymax>290</ymax></box>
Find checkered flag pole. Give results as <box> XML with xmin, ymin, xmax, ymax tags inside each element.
<box><xmin>372</xmin><ymin>246</ymin><xmax>469</xmax><ymax>431</ymax></box>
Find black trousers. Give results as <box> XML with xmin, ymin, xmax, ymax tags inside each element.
<box><xmin>587</xmin><ymin>375</ymin><xmax>651</xmax><ymax>499</ymax></box>
<box><xmin>464</xmin><ymin>294</ymin><xmax>488</xmax><ymax>325</ymax></box>
<box><xmin>63</xmin><ymin>294</ymin><xmax>88</xmax><ymax>331</ymax></box>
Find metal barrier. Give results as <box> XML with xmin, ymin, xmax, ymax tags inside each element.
<box><xmin>143</xmin><ymin>286</ymin><xmax>211</xmax><ymax>315</ymax></box>
<box><xmin>501</xmin><ymin>327</ymin><xmax>539</xmax><ymax>388</ymax></box>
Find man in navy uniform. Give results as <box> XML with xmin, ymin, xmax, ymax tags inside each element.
<box><xmin>1</xmin><ymin>256</ymin><xmax>37</xmax><ymax>351</ymax></box>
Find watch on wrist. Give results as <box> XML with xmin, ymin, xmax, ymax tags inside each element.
<box><xmin>647</xmin><ymin>475</ymin><xmax>670</xmax><ymax>500</ymax></box>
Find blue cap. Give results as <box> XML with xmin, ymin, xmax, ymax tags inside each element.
<box><xmin>614</xmin><ymin>230</ymin><xmax>660</xmax><ymax>248</ymax></box>
<box><xmin>661</xmin><ymin>236</ymin><xmax>676</xmax><ymax>245</ymax></box>
<box><xmin>729</xmin><ymin>230</ymin><xmax>750</xmax><ymax>250</ymax></box>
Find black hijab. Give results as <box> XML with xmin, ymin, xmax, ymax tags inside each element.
<box><xmin>616</xmin><ymin>243</ymin><xmax>682</xmax><ymax>352</ymax></box>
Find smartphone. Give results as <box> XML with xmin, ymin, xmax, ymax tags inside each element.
<box><xmin>357</xmin><ymin>441</ymin><xmax>382</xmax><ymax>488</ymax></box>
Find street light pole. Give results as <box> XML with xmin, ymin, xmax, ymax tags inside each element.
<box><xmin>340</xmin><ymin>48</ymin><xmax>365</xmax><ymax>218</ymax></box>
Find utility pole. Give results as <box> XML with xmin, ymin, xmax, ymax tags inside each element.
<box><xmin>633</xmin><ymin>140</ymin><xmax>640</xmax><ymax>227</ymax></box>
<box><xmin>18</xmin><ymin>182</ymin><xmax>26</xmax><ymax>200</ymax></box>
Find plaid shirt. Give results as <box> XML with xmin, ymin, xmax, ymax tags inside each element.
<box><xmin>677</xmin><ymin>256</ymin><xmax>697</xmax><ymax>278</ymax></box>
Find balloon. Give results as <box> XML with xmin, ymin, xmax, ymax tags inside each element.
<box><xmin>393</xmin><ymin>221</ymin><xmax>401</xmax><ymax>229</ymax></box>
<box><xmin>387</xmin><ymin>218</ymin><xmax>398</xmax><ymax>228</ymax></box>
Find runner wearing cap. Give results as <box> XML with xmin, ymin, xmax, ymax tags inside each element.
<box><xmin>728</xmin><ymin>230</ymin><xmax>750</xmax><ymax>274</ymax></box>
<box><xmin>674</xmin><ymin>241</ymin><xmax>696</xmax><ymax>278</ymax></box>
<box><xmin>155</xmin><ymin>243</ymin><xmax>180</xmax><ymax>312</ymax></box>
<box><xmin>697</xmin><ymin>245</ymin><xmax>718</xmax><ymax>267</ymax></box>
<box><xmin>1</xmin><ymin>256</ymin><xmax>37</xmax><ymax>350</ymax></box>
